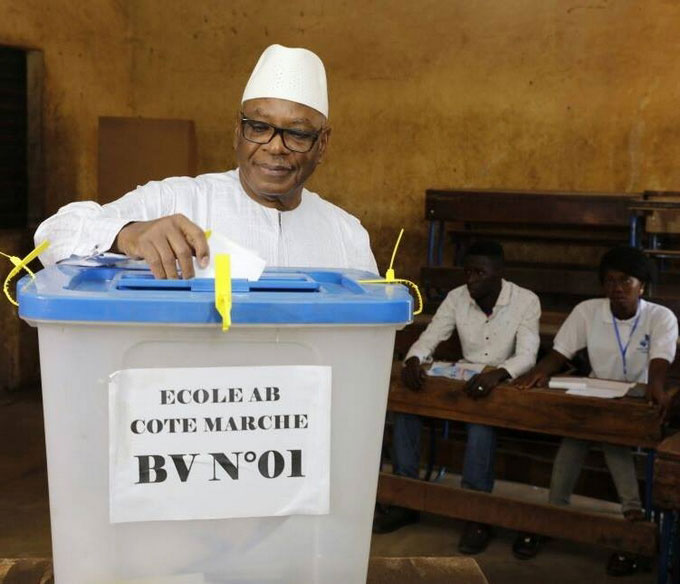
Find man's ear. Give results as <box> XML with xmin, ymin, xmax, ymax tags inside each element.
<box><xmin>233</xmin><ymin>121</ymin><xmax>240</xmax><ymax>151</ymax></box>
<box><xmin>315</xmin><ymin>126</ymin><xmax>331</xmax><ymax>165</ymax></box>
<box><xmin>233</xmin><ymin>110</ymin><xmax>243</xmax><ymax>151</ymax></box>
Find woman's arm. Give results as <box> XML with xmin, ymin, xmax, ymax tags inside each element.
<box><xmin>647</xmin><ymin>358</ymin><xmax>671</xmax><ymax>419</ymax></box>
<box><xmin>512</xmin><ymin>349</ymin><xmax>569</xmax><ymax>389</ymax></box>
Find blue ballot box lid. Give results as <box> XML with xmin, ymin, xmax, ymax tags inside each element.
<box><xmin>17</xmin><ymin>266</ymin><xmax>413</xmax><ymax>325</ymax></box>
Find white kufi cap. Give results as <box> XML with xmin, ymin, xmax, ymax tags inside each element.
<box><xmin>242</xmin><ymin>44</ymin><xmax>328</xmax><ymax>118</ymax></box>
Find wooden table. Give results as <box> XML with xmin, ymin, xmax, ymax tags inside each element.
<box><xmin>387</xmin><ymin>368</ymin><xmax>663</xmax><ymax>448</ymax></box>
<box><xmin>654</xmin><ymin>433</ymin><xmax>680</xmax><ymax>584</ymax></box>
<box><xmin>378</xmin><ymin>369</ymin><xmax>668</xmax><ymax>559</ymax></box>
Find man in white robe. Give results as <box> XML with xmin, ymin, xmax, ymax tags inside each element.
<box><xmin>35</xmin><ymin>45</ymin><xmax>378</xmax><ymax>278</ymax></box>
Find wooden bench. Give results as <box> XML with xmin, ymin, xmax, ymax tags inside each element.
<box><xmin>377</xmin><ymin>371</ymin><xmax>670</xmax><ymax>556</ymax></box>
<box><xmin>0</xmin><ymin>558</ymin><xmax>53</xmax><ymax>583</ymax></box>
<box><xmin>653</xmin><ymin>432</ymin><xmax>680</xmax><ymax>584</ymax></box>
<box><xmin>425</xmin><ymin>189</ymin><xmax>635</xmax><ymax>267</ymax></box>
<box><xmin>381</xmin><ymin>188</ymin><xmax>680</xmax><ymax>578</ymax></box>
<box><xmin>421</xmin><ymin>189</ymin><xmax>680</xmax><ymax>317</ymax></box>
<box><xmin>654</xmin><ymin>432</ymin><xmax>680</xmax><ymax>510</ymax></box>
<box><xmin>421</xmin><ymin>264</ymin><xmax>680</xmax><ymax>313</ymax></box>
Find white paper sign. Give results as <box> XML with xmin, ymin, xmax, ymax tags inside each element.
<box><xmin>109</xmin><ymin>365</ymin><xmax>331</xmax><ymax>524</ymax></box>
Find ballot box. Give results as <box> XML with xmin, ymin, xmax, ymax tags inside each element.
<box><xmin>18</xmin><ymin>265</ymin><xmax>412</xmax><ymax>584</ymax></box>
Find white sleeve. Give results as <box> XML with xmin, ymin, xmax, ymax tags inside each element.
<box><xmin>34</xmin><ymin>181</ymin><xmax>174</xmax><ymax>266</ymax></box>
<box><xmin>338</xmin><ymin>212</ymin><xmax>378</xmax><ymax>274</ymax></box>
<box><xmin>499</xmin><ymin>293</ymin><xmax>541</xmax><ymax>378</ymax></box>
<box><xmin>649</xmin><ymin>307</ymin><xmax>678</xmax><ymax>363</ymax></box>
<box><xmin>553</xmin><ymin>303</ymin><xmax>589</xmax><ymax>360</ymax></box>
<box><xmin>353</xmin><ymin>225</ymin><xmax>379</xmax><ymax>274</ymax></box>
<box><xmin>405</xmin><ymin>291</ymin><xmax>457</xmax><ymax>364</ymax></box>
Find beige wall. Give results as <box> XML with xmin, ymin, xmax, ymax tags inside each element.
<box><xmin>0</xmin><ymin>0</ymin><xmax>135</xmax><ymax>214</ymax></box>
<box><xmin>126</xmin><ymin>0</ymin><xmax>680</xmax><ymax>278</ymax></box>
<box><xmin>2</xmin><ymin>0</ymin><xmax>680</xmax><ymax>387</ymax></box>
<box><xmin>4</xmin><ymin>0</ymin><xmax>680</xmax><ymax>272</ymax></box>
<box><xmin>0</xmin><ymin>0</ymin><xmax>133</xmax><ymax>388</ymax></box>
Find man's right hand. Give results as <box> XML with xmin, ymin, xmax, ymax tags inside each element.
<box><xmin>113</xmin><ymin>214</ymin><xmax>210</xmax><ymax>280</ymax></box>
<box><xmin>402</xmin><ymin>356</ymin><xmax>426</xmax><ymax>391</ymax></box>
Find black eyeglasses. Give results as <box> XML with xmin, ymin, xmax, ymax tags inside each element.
<box><xmin>240</xmin><ymin>115</ymin><xmax>322</xmax><ymax>153</ymax></box>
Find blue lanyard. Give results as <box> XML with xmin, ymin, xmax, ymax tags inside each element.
<box><xmin>611</xmin><ymin>307</ymin><xmax>641</xmax><ymax>380</ymax></box>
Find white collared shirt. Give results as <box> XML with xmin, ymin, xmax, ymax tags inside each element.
<box><xmin>553</xmin><ymin>298</ymin><xmax>678</xmax><ymax>383</ymax></box>
<box><xmin>34</xmin><ymin>169</ymin><xmax>378</xmax><ymax>273</ymax></box>
<box><xmin>405</xmin><ymin>280</ymin><xmax>541</xmax><ymax>379</ymax></box>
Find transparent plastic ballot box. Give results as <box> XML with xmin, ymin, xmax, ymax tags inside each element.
<box><xmin>18</xmin><ymin>265</ymin><xmax>412</xmax><ymax>584</ymax></box>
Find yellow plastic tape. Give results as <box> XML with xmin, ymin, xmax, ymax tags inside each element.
<box><xmin>358</xmin><ymin>228</ymin><xmax>423</xmax><ymax>315</ymax></box>
<box><xmin>214</xmin><ymin>253</ymin><xmax>231</xmax><ymax>331</ymax></box>
<box><xmin>1</xmin><ymin>240</ymin><xmax>50</xmax><ymax>307</ymax></box>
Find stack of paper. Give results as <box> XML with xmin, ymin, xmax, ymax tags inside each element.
<box><xmin>548</xmin><ymin>376</ymin><xmax>634</xmax><ymax>399</ymax></box>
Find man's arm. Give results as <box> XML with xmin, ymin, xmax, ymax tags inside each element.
<box><xmin>35</xmin><ymin>179</ymin><xmax>208</xmax><ymax>279</ymax></box>
<box><xmin>113</xmin><ymin>215</ymin><xmax>209</xmax><ymax>279</ymax></box>
<box><xmin>401</xmin><ymin>292</ymin><xmax>458</xmax><ymax>390</ymax></box>
<box><xmin>404</xmin><ymin>292</ymin><xmax>458</xmax><ymax>364</ymax></box>
<box><xmin>463</xmin><ymin>293</ymin><xmax>541</xmax><ymax>398</ymax></box>
<box><xmin>351</xmin><ymin>223</ymin><xmax>379</xmax><ymax>275</ymax></box>
<box><xmin>34</xmin><ymin>200</ymin><xmax>132</xmax><ymax>266</ymax></box>
<box><xmin>498</xmin><ymin>294</ymin><xmax>541</xmax><ymax>379</ymax></box>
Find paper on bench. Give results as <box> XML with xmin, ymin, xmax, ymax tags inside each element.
<box><xmin>426</xmin><ymin>361</ymin><xmax>486</xmax><ymax>381</ymax></box>
<box><xmin>549</xmin><ymin>376</ymin><xmax>634</xmax><ymax>399</ymax></box>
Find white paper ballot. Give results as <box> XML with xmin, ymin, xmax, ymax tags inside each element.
<box><xmin>549</xmin><ymin>376</ymin><xmax>634</xmax><ymax>399</ymax></box>
<box><xmin>193</xmin><ymin>231</ymin><xmax>266</xmax><ymax>281</ymax></box>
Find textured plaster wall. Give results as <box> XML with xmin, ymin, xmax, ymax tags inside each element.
<box><xmin>2</xmin><ymin>0</ymin><xmax>680</xmax><ymax>387</ymax></box>
<box><xmin>0</xmin><ymin>0</ymin><xmax>135</xmax><ymax>212</ymax></box>
<box><xmin>0</xmin><ymin>0</ymin><xmax>133</xmax><ymax>389</ymax></box>
<box><xmin>127</xmin><ymin>0</ymin><xmax>680</xmax><ymax>278</ymax></box>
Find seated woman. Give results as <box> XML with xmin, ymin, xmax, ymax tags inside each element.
<box><xmin>513</xmin><ymin>246</ymin><xmax>678</xmax><ymax>576</ymax></box>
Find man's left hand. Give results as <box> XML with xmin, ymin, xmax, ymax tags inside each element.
<box><xmin>463</xmin><ymin>368</ymin><xmax>509</xmax><ymax>399</ymax></box>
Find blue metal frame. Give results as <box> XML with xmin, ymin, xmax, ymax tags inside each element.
<box><xmin>646</xmin><ymin>449</ymin><xmax>656</xmax><ymax>521</ymax></box>
<box><xmin>672</xmin><ymin>512</ymin><xmax>679</xmax><ymax>584</ymax></box>
<box><xmin>629</xmin><ymin>214</ymin><xmax>639</xmax><ymax>248</ymax></box>
<box><xmin>427</xmin><ymin>221</ymin><xmax>436</xmax><ymax>266</ymax></box>
<box><xmin>660</xmin><ymin>511</ymin><xmax>673</xmax><ymax>584</ymax></box>
<box><xmin>437</xmin><ymin>220</ymin><xmax>445</xmax><ymax>265</ymax></box>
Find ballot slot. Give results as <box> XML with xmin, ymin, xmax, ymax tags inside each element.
<box><xmin>115</xmin><ymin>271</ymin><xmax>322</xmax><ymax>293</ymax></box>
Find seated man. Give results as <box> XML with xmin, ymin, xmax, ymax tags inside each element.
<box><xmin>34</xmin><ymin>44</ymin><xmax>378</xmax><ymax>276</ymax></box>
<box><xmin>373</xmin><ymin>241</ymin><xmax>541</xmax><ymax>555</ymax></box>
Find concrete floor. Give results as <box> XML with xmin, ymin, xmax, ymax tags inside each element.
<box><xmin>0</xmin><ymin>390</ymin><xmax>657</xmax><ymax>583</ymax></box>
